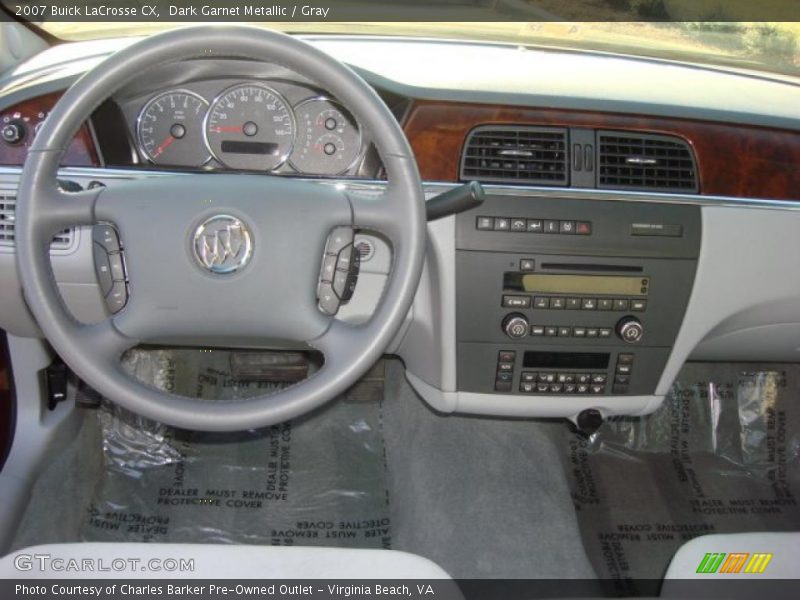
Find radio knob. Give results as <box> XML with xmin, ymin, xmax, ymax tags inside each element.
<box><xmin>502</xmin><ymin>313</ymin><xmax>529</xmax><ymax>339</ymax></box>
<box><xmin>616</xmin><ymin>316</ymin><xmax>644</xmax><ymax>344</ymax></box>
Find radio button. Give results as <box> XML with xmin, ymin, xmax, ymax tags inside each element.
<box><xmin>502</xmin><ymin>313</ymin><xmax>530</xmax><ymax>338</ymax></box>
<box><xmin>511</xmin><ymin>218</ymin><xmax>527</xmax><ymax>231</ymax></box>
<box><xmin>631</xmin><ymin>299</ymin><xmax>647</xmax><ymax>312</ymax></box>
<box><xmin>550</xmin><ymin>297</ymin><xmax>566</xmax><ymax>310</ymax></box>
<box><xmin>531</xmin><ymin>325</ymin><xmax>545</xmax><ymax>336</ymax></box>
<box><xmin>558</xmin><ymin>326</ymin><xmax>572</xmax><ymax>337</ymax></box>
<box><xmin>599</xmin><ymin>328</ymin><xmax>612</xmax><ymax>338</ymax></box>
<box><xmin>476</xmin><ymin>216</ymin><xmax>494</xmax><ymax>230</ymax></box>
<box><xmin>581</xmin><ymin>298</ymin><xmax>597</xmax><ymax>310</ymax></box>
<box><xmin>573</xmin><ymin>327</ymin><xmax>587</xmax><ymax>337</ymax></box>
<box><xmin>544</xmin><ymin>326</ymin><xmax>558</xmax><ymax>337</ymax></box>
<box><xmin>598</xmin><ymin>298</ymin><xmax>613</xmax><ymax>311</ymax></box>
<box><xmin>617</xmin><ymin>317</ymin><xmax>644</xmax><ymax>344</ymax></box>
<box><xmin>587</xmin><ymin>328</ymin><xmax>599</xmax><ymax>338</ymax></box>
<box><xmin>527</xmin><ymin>219</ymin><xmax>543</xmax><ymax>233</ymax></box>
<box><xmin>534</xmin><ymin>296</ymin><xmax>550</xmax><ymax>309</ymax></box>
<box><xmin>613</xmin><ymin>298</ymin><xmax>629</xmax><ymax>311</ymax></box>
<box><xmin>503</xmin><ymin>295</ymin><xmax>531</xmax><ymax>309</ymax></box>
<box><xmin>519</xmin><ymin>259</ymin><xmax>535</xmax><ymax>271</ymax></box>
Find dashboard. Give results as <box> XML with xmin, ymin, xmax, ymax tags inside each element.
<box><xmin>122</xmin><ymin>79</ymin><xmax>364</xmax><ymax>175</ymax></box>
<box><xmin>2</xmin><ymin>35</ymin><xmax>800</xmax><ymax>422</ymax></box>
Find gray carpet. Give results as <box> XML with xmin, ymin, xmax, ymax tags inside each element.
<box><xmin>381</xmin><ymin>360</ymin><xmax>598</xmax><ymax>579</ymax></box>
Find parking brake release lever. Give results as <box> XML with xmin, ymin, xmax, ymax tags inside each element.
<box><xmin>426</xmin><ymin>181</ymin><xmax>485</xmax><ymax>222</ymax></box>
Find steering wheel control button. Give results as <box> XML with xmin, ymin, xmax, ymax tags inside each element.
<box><xmin>93</xmin><ymin>224</ymin><xmax>121</xmax><ymax>253</ymax></box>
<box><xmin>92</xmin><ymin>224</ymin><xmax>128</xmax><ymax>312</ymax></box>
<box><xmin>617</xmin><ymin>316</ymin><xmax>644</xmax><ymax>344</ymax></box>
<box><xmin>318</xmin><ymin>227</ymin><xmax>360</xmax><ymax>313</ymax></box>
<box><xmin>193</xmin><ymin>215</ymin><xmax>253</xmax><ymax>274</ymax></box>
<box><xmin>107</xmin><ymin>281</ymin><xmax>129</xmax><ymax>314</ymax></box>
<box><xmin>92</xmin><ymin>243</ymin><xmax>114</xmax><ymax>296</ymax></box>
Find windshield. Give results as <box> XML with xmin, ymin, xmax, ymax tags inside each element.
<box><xmin>27</xmin><ymin>13</ymin><xmax>800</xmax><ymax>80</ymax></box>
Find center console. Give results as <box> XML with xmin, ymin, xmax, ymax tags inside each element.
<box><xmin>456</xmin><ymin>195</ymin><xmax>700</xmax><ymax>401</ymax></box>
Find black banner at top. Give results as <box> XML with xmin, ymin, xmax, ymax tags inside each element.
<box><xmin>1</xmin><ymin>0</ymin><xmax>799</xmax><ymax>23</ymax></box>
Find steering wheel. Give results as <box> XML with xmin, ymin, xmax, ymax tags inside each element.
<box><xmin>15</xmin><ymin>26</ymin><xmax>426</xmax><ymax>431</ymax></box>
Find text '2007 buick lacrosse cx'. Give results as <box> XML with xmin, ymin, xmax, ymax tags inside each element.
<box><xmin>0</xmin><ymin>1</ymin><xmax>799</xmax><ymax>598</ymax></box>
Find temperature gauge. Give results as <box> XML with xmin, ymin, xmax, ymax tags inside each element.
<box><xmin>290</xmin><ymin>98</ymin><xmax>361</xmax><ymax>175</ymax></box>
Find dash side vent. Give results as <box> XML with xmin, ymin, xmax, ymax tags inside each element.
<box><xmin>460</xmin><ymin>125</ymin><xmax>569</xmax><ymax>186</ymax></box>
<box><xmin>0</xmin><ymin>191</ymin><xmax>73</xmax><ymax>250</ymax></box>
<box><xmin>597</xmin><ymin>131</ymin><xmax>698</xmax><ymax>192</ymax></box>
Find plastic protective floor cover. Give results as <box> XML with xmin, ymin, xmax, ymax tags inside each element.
<box><xmin>10</xmin><ymin>354</ymin><xmax>800</xmax><ymax>587</ymax></box>
<box><xmin>568</xmin><ymin>363</ymin><xmax>800</xmax><ymax>592</ymax></box>
<box><xmin>14</xmin><ymin>349</ymin><xmax>392</xmax><ymax>549</ymax></box>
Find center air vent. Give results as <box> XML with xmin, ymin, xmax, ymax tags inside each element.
<box><xmin>461</xmin><ymin>125</ymin><xmax>568</xmax><ymax>185</ymax></box>
<box><xmin>0</xmin><ymin>191</ymin><xmax>74</xmax><ymax>250</ymax></box>
<box><xmin>597</xmin><ymin>131</ymin><xmax>698</xmax><ymax>192</ymax></box>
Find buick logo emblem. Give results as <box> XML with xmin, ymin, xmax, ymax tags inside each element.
<box><xmin>192</xmin><ymin>215</ymin><xmax>253</xmax><ymax>274</ymax></box>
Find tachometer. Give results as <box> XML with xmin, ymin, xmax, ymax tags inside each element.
<box><xmin>136</xmin><ymin>90</ymin><xmax>210</xmax><ymax>167</ymax></box>
<box><xmin>290</xmin><ymin>98</ymin><xmax>361</xmax><ymax>175</ymax></box>
<box><xmin>204</xmin><ymin>83</ymin><xmax>295</xmax><ymax>171</ymax></box>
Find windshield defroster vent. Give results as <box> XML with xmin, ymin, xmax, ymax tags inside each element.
<box><xmin>460</xmin><ymin>126</ymin><xmax>568</xmax><ymax>186</ymax></box>
<box><xmin>597</xmin><ymin>131</ymin><xmax>698</xmax><ymax>192</ymax></box>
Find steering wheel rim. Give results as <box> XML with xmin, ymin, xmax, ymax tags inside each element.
<box><xmin>15</xmin><ymin>26</ymin><xmax>426</xmax><ymax>432</ymax></box>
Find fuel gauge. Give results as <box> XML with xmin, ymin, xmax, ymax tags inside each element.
<box><xmin>290</xmin><ymin>98</ymin><xmax>361</xmax><ymax>175</ymax></box>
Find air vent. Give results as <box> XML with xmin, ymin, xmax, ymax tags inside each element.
<box><xmin>461</xmin><ymin>126</ymin><xmax>568</xmax><ymax>185</ymax></box>
<box><xmin>0</xmin><ymin>192</ymin><xmax>73</xmax><ymax>250</ymax></box>
<box><xmin>597</xmin><ymin>131</ymin><xmax>698</xmax><ymax>192</ymax></box>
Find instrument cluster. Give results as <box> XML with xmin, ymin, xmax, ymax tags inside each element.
<box><xmin>131</xmin><ymin>80</ymin><xmax>363</xmax><ymax>176</ymax></box>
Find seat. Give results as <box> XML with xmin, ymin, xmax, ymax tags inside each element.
<box><xmin>0</xmin><ymin>543</ymin><xmax>452</xmax><ymax>579</ymax></box>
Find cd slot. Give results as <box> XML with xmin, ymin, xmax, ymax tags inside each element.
<box><xmin>540</xmin><ymin>263</ymin><xmax>643</xmax><ymax>273</ymax></box>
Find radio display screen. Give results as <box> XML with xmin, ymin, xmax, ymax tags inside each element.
<box><xmin>523</xmin><ymin>352</ymin><xmax>610</xmax><ymax>370</ymax></box>
<box><xmin>505</xmin><ymin>273</ymin><xmax>649</xmax><ymax>296</ymax></box>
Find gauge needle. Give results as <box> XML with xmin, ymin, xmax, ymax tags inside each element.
<box><xmin>211</xmin><ymin>125</ymin><xmax>243</xmax><ymax>133</ymax></box>
<box><xmin>152</xmin><ymin>135</ymin><xmax>175</xmax><ymax>158</ymax></box>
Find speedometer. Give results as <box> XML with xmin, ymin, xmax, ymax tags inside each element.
<box><xmin>136</xmin><ymin>90</ymin><xmax>210</xmax><ymax>167</ymax></box>
<box><xmin>204</xmin><ymin>83</ymin><xmax>295</xmax><ymax>171</ymax></box>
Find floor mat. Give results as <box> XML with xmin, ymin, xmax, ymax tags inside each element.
<box><xmin>13</xmin><ymin>349</ymin><xmax>391</xmax><ymax>550</ymax></box>
<box><xmin>566</xmin><ymin>363</ymin><xmax>800</xmax><ymax>595</ymax></box>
